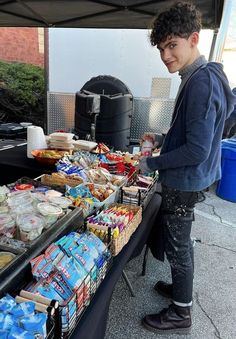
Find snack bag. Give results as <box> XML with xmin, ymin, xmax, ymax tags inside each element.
<box><xmin>20</xmin><ymin>313</ymin><xmax>47</xmax><ymax>338</ymax></box>
<box><xmin>8</xmin><ymin>325</ymin><xmax>34</xmax><ymax>339</ymax></box>
<box><xmin>0</xmin><ymin>313</ymin><xmax>15</xmax><ymax>331</ymax></box>
<box><xmin>0</xmin><ymin>330</ymin><xmax>8</xmax><ymax>339</ymax></box>
<box><xmin>0</xmin><ymin>294</ymin><xmax>16</xmax><ymax>313</ymax></box>
<box><xmin>10</xmin><ymin>302</ymin><xmax>35</xmax><ymax>317</ymax></box>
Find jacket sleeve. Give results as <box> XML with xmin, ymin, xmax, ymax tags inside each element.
<box><xmin>146</xmin><ymin>73</ymin><xmax>218</xmax><ymax>171</ymax></box>
<box><xmin>154</xmin><ymin>134</ymin><xmax>165</xmax><ymax>148</ymax></box>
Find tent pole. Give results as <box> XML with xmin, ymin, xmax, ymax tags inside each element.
<box><xmin>209</xmin><ymin>0</ymin><xmax>233</xmax><ymax>62</ymax></box>
<box><xmin>208</xmin><ymin>29</ymin><xmax>218</xmax><ymax>61</ymax></box>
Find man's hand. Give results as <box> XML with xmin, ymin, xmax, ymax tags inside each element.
<box><xmin>140</xmin><ymin>132</ymin><xmax>156</xmax><ymax>145</ymax></box>
<box><xmin>138</xmin><ymin>156</ymin><xmax>152</xmax><ymax>174</ymax></box>
<box><xmin>140</xmin><ymin>132</ymin><xmax>164</xmax><ymax>149</ymax></box>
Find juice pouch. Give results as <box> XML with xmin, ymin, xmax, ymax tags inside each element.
<box><xmin>33</xmin><ymin>282</ymin><xmax>64</xmax><ymax>304</ymax></box>
<box><xmin>51</xmin><ymin>272</ymin><xmax>73</xmax><ymax>300</ymax></box>
<box><xmin>56</xmin><ymin>255</ymin><xmax>87</xmax><ymax>290</ymax></box>
<box><xmin>59</xmin><ymin>236</ymin><xmax>78</xmax><ymax>256</ymax></box>
<box><xmin>45</xmin><ymin>243</ymin><xmax>62</xmax><ymax>261</ymax></box>
<box><xmin>51</xmin><ymin>250</ymin><xmax>65</xmax><ymax>267</ymax></box>
<box><xmin>71</xmin><ymin>245</ymin><xmax>97</xmax><ymax>282</ymax></box>
<box><xmin>78</xmin><ymin>238</ymin><xmax>105</xmax><ymax>269</ymax></box>
<box><xmin>31</xmin><ymin>255</ymin><xmax>48</xmax><ymax>280</ymax></box>
<box><xmin>80</xmin><ymin>231</ymin><xmax>108</xmax><ymax>255</ymax></box>
<box><xmin>38</xmin><ymin>261</ymin><xmax>54</xmax><ymax>279</ymax></box>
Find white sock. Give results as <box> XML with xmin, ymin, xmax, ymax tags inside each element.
<box><xmin>173</xmin><ymin>300</ymin><xmax>192</xmax><ymax>307</ymax></box>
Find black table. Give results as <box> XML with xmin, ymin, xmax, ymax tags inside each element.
<box><xmin>0</xmin><ymin>143</ymin><xmax>162</xmax><ymax>339</ymax></box>
<box><xmin>70</xmin><ymin>193</ymin><xmax>161</xmax><ymax>339</ymax></box>
<box><xmin>0</xmin><ymin>144</ymin><xmax>55</xmax><ymax>184</ymax></box>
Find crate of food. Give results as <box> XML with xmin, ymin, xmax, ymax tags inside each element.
<box><xmin>85</xmin><ymin>167</ymin><xmax>128</xmax><ymax>187</ymax></box>
<box><xmin>31</xmin><ymin>149</ymin><xmax>70</xmax><ymax>165</ymax></box>
<box><xmin>40</xmin><ymin>172</ymin><xmax>83</xmax><ymax>188</ymax></box>
<box><xmin>100</xmin><ymin>161</ymin><xmax>137</xmax><ymax>181</ymax></box>
<box><xmin>0</xmin><ymin>292</ymin><xmax>56</xmax><ymax>338</ymax></box>
<box><xmin>86</xmin><ymin>203</ymin><xmax>142</xmax><ymax>256</ymax></box>
<box><xmin>65</xmin><ymin>182</ymin><xmax>119</xmax><ymax>217</ymax></box>
<box><xmin>120</xmin><ymin>173</ymin><xmax>158</xmax><ymax>210</ymax></box>
<box><xmin>26</xmin><ymin>230</ymin><xmax>112</xmax><ymax>338</ymax></box>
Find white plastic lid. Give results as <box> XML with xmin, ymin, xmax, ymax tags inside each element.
<box><xmin>37</xmin><ymin>202</ymin><xmax>63</xmax><ymax>216</ymax></box>
<box><xmin>48</xmin><ymin>196</ymin><xmax>72</xmax><ymax>209</ymax></box>
<box><xmin>17</xmin><ymin>213</ymin><xmax>45</xmax><ymax>231</ymax></box>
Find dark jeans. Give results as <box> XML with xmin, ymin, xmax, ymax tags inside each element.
<box><xmin>149</xmin><ymin>185</ymin><xmax>201</xmax><ymax>304</ymax></box>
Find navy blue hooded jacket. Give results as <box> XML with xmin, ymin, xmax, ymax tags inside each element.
<box><xmin>146</xmin><ymin>62</ymin><xmax>236</xmax><ymax>191</ymax></box>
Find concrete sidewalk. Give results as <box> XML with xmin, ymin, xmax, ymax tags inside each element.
<box><xmin>105</xmin><ymin>186</ymin><xmax>236</xmax><ymax>339</ymax></box>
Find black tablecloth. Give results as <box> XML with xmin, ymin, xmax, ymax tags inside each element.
<box><xmin>0</xmin><ymin>145</ymin><xmax>55</xmax><ymax>184</ymax></box>
<box><xmin>0</xmin><ymin>144</ymin><xmax>162</xmax><ymax>339</ymax></box>
<box><xmin>70</xmin><ymin>193</ymin><xmax>162</xmax><ymax>339</ymax></box>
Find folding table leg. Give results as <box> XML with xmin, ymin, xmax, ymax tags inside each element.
<box><xmin>122</xmin><ymin>270</ymin><xmax>135</xmax><ymax>297</ymax></box>
<box><xmin>141</xmin><ymin>245</ymin><xmax>149</xmax><ymax>276</ymax></box>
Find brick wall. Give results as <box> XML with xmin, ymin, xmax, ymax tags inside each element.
<box><xmin>0</xmin><ymin>27</ymin><xmax>45</xmax><ymax>67</ymax></box>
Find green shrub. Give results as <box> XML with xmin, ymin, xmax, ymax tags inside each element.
<box><xmin>0</xmin><ymin>61</ymin><xmax>45</xmax><ymax>127</ymax></box>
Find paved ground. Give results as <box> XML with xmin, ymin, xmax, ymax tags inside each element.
<box><xmin>105</xmin><ymin>185</ymin><xmax>236</xmax><ymax>339</ymax></box>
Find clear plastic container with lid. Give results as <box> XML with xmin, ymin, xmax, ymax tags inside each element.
<box><xmin>37</xmin><ymin>202</ymin><xmax>63</xmax><ymax>216</ymax></box>
<box><xmin>37</xmin><ymin>202</ymin><xmax>63</xmax><ymax>229</ymax></box>
<box><xmin>16</xmin><ymin>213</ymin><xmax>45</xmax><ymax>242</ymax></box>
<box><xmin>0</xmin><ymin>214</ymin><xmax>16</xmax><ymax>238</ymax></box>
<box><xmin>47</xmin><ymin>196</ymin><xmax>72</xmax><ymax>209</ymax></box>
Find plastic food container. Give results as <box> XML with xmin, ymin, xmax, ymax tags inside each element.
<box><xmin>37</xmin><ymin>202</ymin><xmax>63</xmax><ymax>216</ymax></box>
<box><xmin>45</xmin><ymin>190</ymin><xmax>62</xmax><ymax>199</ymax></box>
<box><xmin>31</xmin><ymin>192</ymin><xmax>48</xmax><ymax>203</ymax></box>
<box><xmin>14</xmin><ymin>183</ymin><xmax>34</xmax><ymax>191</ymax></box>
<box><xmin>73</xmin><ymin>140</ymin><xmax>97</xmax><ymax>151</ymax></box>
<box><xmin>16</xmin><ymin>213</ymin><xmax>45</xmax><ymax>242</ymax></box>
<box><xmin>7</xmin><ymin>191</ymin><xmax>33</xmax><ymax>207</ymax></box>
<box><xmin>48</xmin><ymin>196</ymin><xmax>72</xmax><ymax>209</ymax></box>
<box><xmin>0</xmin><ymin>214</ymin><xmax>16</xmax><ymax>238</ymax></box>
<box><xmin>37</xmin><ymin>202</ymin><xmax>63</xmax><ymax>229</ymax></box>
<box><xmin>0</xmin><ymin>205</ymin><xmax>9</xmax><ymax>213</ymax></box>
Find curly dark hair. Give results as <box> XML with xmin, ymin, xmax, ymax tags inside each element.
<box><xmin>150</xmin><ymin>2</ymin><xmax>202</xmax><ymax>47</ymax></box>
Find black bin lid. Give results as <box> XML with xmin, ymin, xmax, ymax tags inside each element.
<box><xmin>0</xmin><ymin>123</ymin><xmax>25</xmax><ymax>134</ymax></box>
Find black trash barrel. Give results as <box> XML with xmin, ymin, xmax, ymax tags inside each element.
<box><xmin>74</xmin><ymin>75</ymin><xmax>133</xmax><ymax>151</ymax></box>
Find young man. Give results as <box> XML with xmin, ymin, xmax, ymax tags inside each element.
<box><xmin>139</xmin><ymin>1</ymin><xmax>236</xmax><ymax>335</ymax></box>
